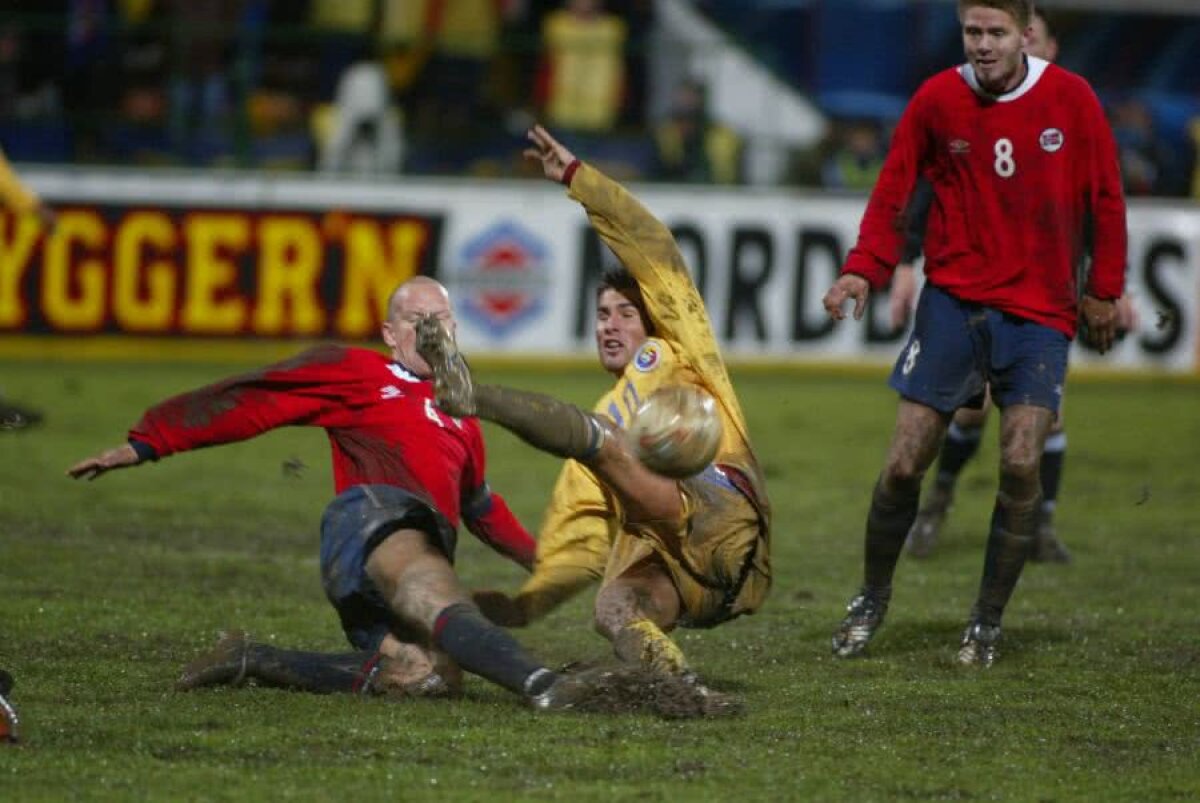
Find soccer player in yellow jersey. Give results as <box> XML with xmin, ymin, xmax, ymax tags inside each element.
<box><xmin>0</xmin><ymin>146</ymin><xmax>54</xmax><ymax>434</ymax></box>
<box><xmin>417</xmin><ymin>125</ymin><xmax>770</xmax><ymax>683</ymax></box>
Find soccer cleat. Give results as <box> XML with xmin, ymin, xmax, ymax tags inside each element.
<box><xmin>906</xmin><ymin>484</ymin><xmax>953</xmax><ymax>558</ymax></box>
<box><xmin>414</xmin><ymin>314</ymin><xmax>476</xmax><ymax>417</ymax></box>
<box><xmin>528</xmin><ymin>668</ymin><xmax>603</xmax><ymax>712</ymax></box>
<box><xmin>175</xmin><ymin>630</ymin><xmax>250</xmax><ymax>691</ymax></box>
<box><xmin>0</xmin><ymin>670</ymin><xmax>19</xmax><ymax>744</ymax></box>
<box><xmin>612</xmin><ymin>619</ymin><xmax>690</xmax><ymax>676</ymax></box>
<box><xmin>956</xmin><ymin>621</ymin><xmax>1002</xmax><ymax>667</ymax></box>
<box><xmin>831</xmin><ymin>590</ymin><xmax>889</xmax><ymax>658</ymax></box>
<box><xmin>1030</xmin><ymin>512</ymin><xmax>1071</xmax><ymax>564</ymax></box>
<box><xmin>0</xmin><ymin>400</ymin><xmax>42</xmax><ymax>431</ymax></box>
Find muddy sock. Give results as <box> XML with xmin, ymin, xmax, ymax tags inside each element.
<box><xmin>613</xmin><ymin>619</ymin><xmax>689</xmax><ymax>676</ymax></box>
<box><xmin>245</xmin><ymin>645</ymin><xmax>380</xmax><ymax>694</ymax></box>
<box><xmin>432</xmin><ymin>603</ymin><xmax>555</xmax><ymax>696</ymax></box>
<box><xmin>474</xmin><ymin>385</ymin><xmax>605</xmax><ymax>461</ymax></box>
<box><xmin>863</xmin><ymin>477</ymin><xmax>920</xmax><ymax>593</ymax></box>
<box><xmin>973</xmin><ymin>491</ymin><xmax>1040</xmax><ymax>625</ymax></box>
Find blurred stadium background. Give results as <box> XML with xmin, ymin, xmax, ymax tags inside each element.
<box><xmin>1</xmin><ymin>0</ymin><xmax>1197</xmax><ymax>372</ymax></box>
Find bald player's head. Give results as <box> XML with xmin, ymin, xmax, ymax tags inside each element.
<box><xmin>382</xmin><ymin>276</ymin><xmax>456</xmax><ymax>376</ymax></box>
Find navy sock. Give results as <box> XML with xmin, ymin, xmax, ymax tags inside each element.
<box><xmin>863</xmin><ymin>478</ymin><xmax>920</xmax><ymax>593</ymax></box>
<box><xmin>1040</xmin><ymin>431</ymin><xmax>1066</xmax><ymax>511</ymax></box>
<box><xmin>974</xmin><ymin>492</ymin><xmax>1039</xmax><ymax>625</ymax></box>
<box><xmin>245</xmin><ymin>645</ymin><xmax>380</xmax><ymax>694</ymax></box>
<box><xmin>935</xmin><ymin>422</ymin><xmax>984</xmax><ymax>486</ymax></box>
<box><xmin>433</xmin><ymin>603</ymin><xmax>553</xmax><ymax>696</ymax></box>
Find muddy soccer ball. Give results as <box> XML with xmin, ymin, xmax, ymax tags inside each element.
<box><xmin>628</xmin><ymin>386</ymin><xmax>722</xmax><ymax>479</ymax></box>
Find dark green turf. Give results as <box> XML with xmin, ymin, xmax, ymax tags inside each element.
<box><xmin>1</xmin><ymin>361</ymin><xmax>1197</xmax><ymax>801</ymax></box>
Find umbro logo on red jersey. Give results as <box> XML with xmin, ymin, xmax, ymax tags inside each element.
<box><xmin>949</xmin><ymin>139</ymin><xmax>970</xmax><ymax>155</ymax></box>
<box><xmin>380</xmin><ymin>385</ymin><xmax>404</xmax><ymax>400</ymax></box>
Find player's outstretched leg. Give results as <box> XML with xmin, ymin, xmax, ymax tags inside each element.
<box><xmin>176</xmin><ymin>631</ymin><xmax>459</xmax><ymax>696</ymax></box>
<box><xmin>416</xmin><ymin>315</ymin><xmax>606</xmax><ymax>461</ymax></box>
<box><xmin>0</xmin><ymin>670</ymin><xmax>19</xmax><ymax>745</ymax></box>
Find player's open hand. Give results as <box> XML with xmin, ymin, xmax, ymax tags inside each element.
<box><xmin>1080</xmin><ymin>294</ymin><xmax>1117</xmax><ymax>353</ymax></box>
<box><xmin>823</xmin><ymin>274</ymin><xmax>871</xmax><ymax>322</ymax></box>
<box><xmin>889</xmin><ymin>264</ymin><xmax>918</xmax><ymax>331</ymax></box>
<box><xmin>67</xmin><ymin>443</ymin><xmax>141</xmax><ymax>481</ymax></box>
<box><xmin>1114</xmin><ymin>293</ymin><xmax>1138</xmax><ymax>333</ymax></box>
<box><xmin>523</xmin><ymin>125</ymin><xmax>577</xmax><ymax>183</ymax></box>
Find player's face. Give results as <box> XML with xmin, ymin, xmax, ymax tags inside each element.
<box><xmin>1024</xmin><ymin>16</ymin><xmax>1057</xmax><ymax>62</ymax></box>
<box><xmin>383</xmin><ymin>282</ymin><xmax>456</xmax><ymax>376</ymax></box>
<box><xmin>595</xmin><ymin>288</ymin><xmax>648</xmax><ymax>375</ymax></box>
<box><xmin>961</xmin><ymin>6</ymin><xmax>1028</xmax><ymax>95</ymax></box>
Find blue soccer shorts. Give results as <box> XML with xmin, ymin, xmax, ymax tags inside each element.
<box><xmin>319</xmin><ymin>484</ymin><xmax>457</xmax><ymax>651</ymax></box>
<box><xmin>889</xmin><ymin>284</ymin><xmax>1070</xmax><ymax>414</ymax></box>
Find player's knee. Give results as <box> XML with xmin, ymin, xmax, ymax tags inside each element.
<box><xmin>999</xmin><ymin>447</ymin><xmax>1039</xmax><ymax>485</ymax></box>
<box><xmin>882</xmin><ymin>455</ymin><xmax>925</xmax><ymax>490</ymax></box>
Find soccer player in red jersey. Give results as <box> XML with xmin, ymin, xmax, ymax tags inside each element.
<box><xmin>822</xmin><ymin>0</ymin><xmax>1127</xmax><ymax>666</ymax></box>
<box><xmin>67</xmin><ymin>277</ymin><xmax>589</xmax><ymax>708</ymax></box>
<box><xmin>888</xmin><ymin>7</ymin><xmax>1137</xmax><ymax>564</ymax></box>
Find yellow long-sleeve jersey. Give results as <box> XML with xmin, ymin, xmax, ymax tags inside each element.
<box><xmin>0</xmin><ymin>149</ymin><xmax>41</xmax><ymax>214</ymax></box>
<box><xmin>513</xmin><ymin>164</ymin><xmax>770</xmax><ymax>621</ymax></box>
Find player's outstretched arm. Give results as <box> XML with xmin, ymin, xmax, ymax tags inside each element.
<box><xmin>67</xmin><ymin>443</ymin><xmax>142</xmax><ymax>481</ymax></box>
<box><xmin>823</xmin><ymin>274</ymin><xmax>871</xmax><ymax>322</ymax></box>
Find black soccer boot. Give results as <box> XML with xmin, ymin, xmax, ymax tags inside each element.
<box><xmin>414</xmin><ymin>314</ymin><xmax>476</xmax><ymax>416</ymax></box>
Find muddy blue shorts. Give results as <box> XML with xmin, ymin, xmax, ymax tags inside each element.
<box><xmin>319</xmin><ymin>484</ymin><xmax>457</xmax><ymax>651</ymax></box>
<box><xmin>889</xmin><ymin>284</ymin><xmax>1070</xmax><ymax>414</ymax></box>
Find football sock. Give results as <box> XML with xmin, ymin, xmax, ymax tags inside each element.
<box><xmin>1040</xmin><ymin>431</ymin><xmax>1066</xmax><ymax>512</ymax></box>
<box><xmin>863</xmin><ymin>477</ymin><xmax>920</xmax><ymax>592</ymax></box>
<box><xmin>474</xmin><ymin>385</ymin><xmax>605</xmax><ymax>461</ymax></box>
<box><xmin>974</xmin><ymin>490</ymin><xmax>1040</xmax><ymax>626</ymax></box>
<box><xmin>244</xmin><ymin>644</ymin><xmax>381</xmax><ymax>694</ymax></box>
<box><xmin>432</xmin><ymin>603</ymin><xmax>555</xmax><ymax>697</ymax></box>
<box><xmin>935</xmin><ymin>421</ymin><xmax>984</xmax><ymax>486</ymax></box>
<box><xmin>613</xmin><ymin>619</ymin><xmax>689</xmax><ymax>676</ymax></box>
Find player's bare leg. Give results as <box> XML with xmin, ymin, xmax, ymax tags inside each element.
<box><xmin>834</xmin><ymin>399</ymin><xmax>948</xmax><ymax>657</ymax></box>
<box><xmin>958</xmin><ymin>403</ymin><xmax>1053</xmax><ymax>667</ymax></box>
<box><xmin>594</xmin><ymin>556</ymin><xmax>686</xmax><ymax>674</ymax></box>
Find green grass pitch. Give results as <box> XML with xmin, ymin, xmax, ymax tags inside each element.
<box><xmin>1</xmin><ymin>358</ymin><xmax>1197</xmax><ymax>801</ymax></box>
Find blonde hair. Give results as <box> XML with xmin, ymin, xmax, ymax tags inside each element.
<box><xmin>958</xmin><ymin>0</ymin><xmax>1032</xmax><ymax>29</ymax></box>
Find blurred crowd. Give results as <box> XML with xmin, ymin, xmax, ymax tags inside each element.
<box><xmin>0</xmin><ymin>0</ymin><xmax>1197</xmax><ymax>198</ymax></box>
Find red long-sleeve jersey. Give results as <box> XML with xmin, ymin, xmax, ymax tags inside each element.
<box><xmin>844</xmin><ymin>57</ymin><xmax>1127</xmax><ymax>337</ymax></box>
<box><xmin>128</xmin><ymin>345</ymin><xmax>535</xmax><ymax>568</ymax></box>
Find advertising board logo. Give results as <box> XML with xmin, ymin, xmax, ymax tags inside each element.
<box><xmin>451</xmin><ymin>221</ymin><xmax>551</xmax><ymax>338</ymax></box>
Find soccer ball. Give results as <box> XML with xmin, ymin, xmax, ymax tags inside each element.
<box><xmin>628</xmin><ymin>385</ymin><xmax>723</xmax><ymax>479</ymax></box>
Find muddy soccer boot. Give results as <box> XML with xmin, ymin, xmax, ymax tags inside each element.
<box><xmin>832</xmin><ymin>588</ymin><xmax>890</xmax><ymax>658</ymax></box>
<box><xmin>956</xmin><ymin>620</ymin><xmax>1002</xmax><ymax>667</ymax></box>
<box><xmin>414</xmin><ymin>314</ymin><xmax>476</xmax><ymax>416</ymax></box>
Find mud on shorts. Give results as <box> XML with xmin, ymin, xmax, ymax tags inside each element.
<box><xmin>890</xmin><ymin>284</ymin><xmax>1070</xmax><ymax>414</ymax></box>
<box><xmin>603</xmin><ymin>464</ymin><xmax>770</xmax><ymax>629</ymax></box>
<box><xmin>319</xmin><ymin>484</ymin><xmax>457</xmax><ymax>652</ymax></box>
